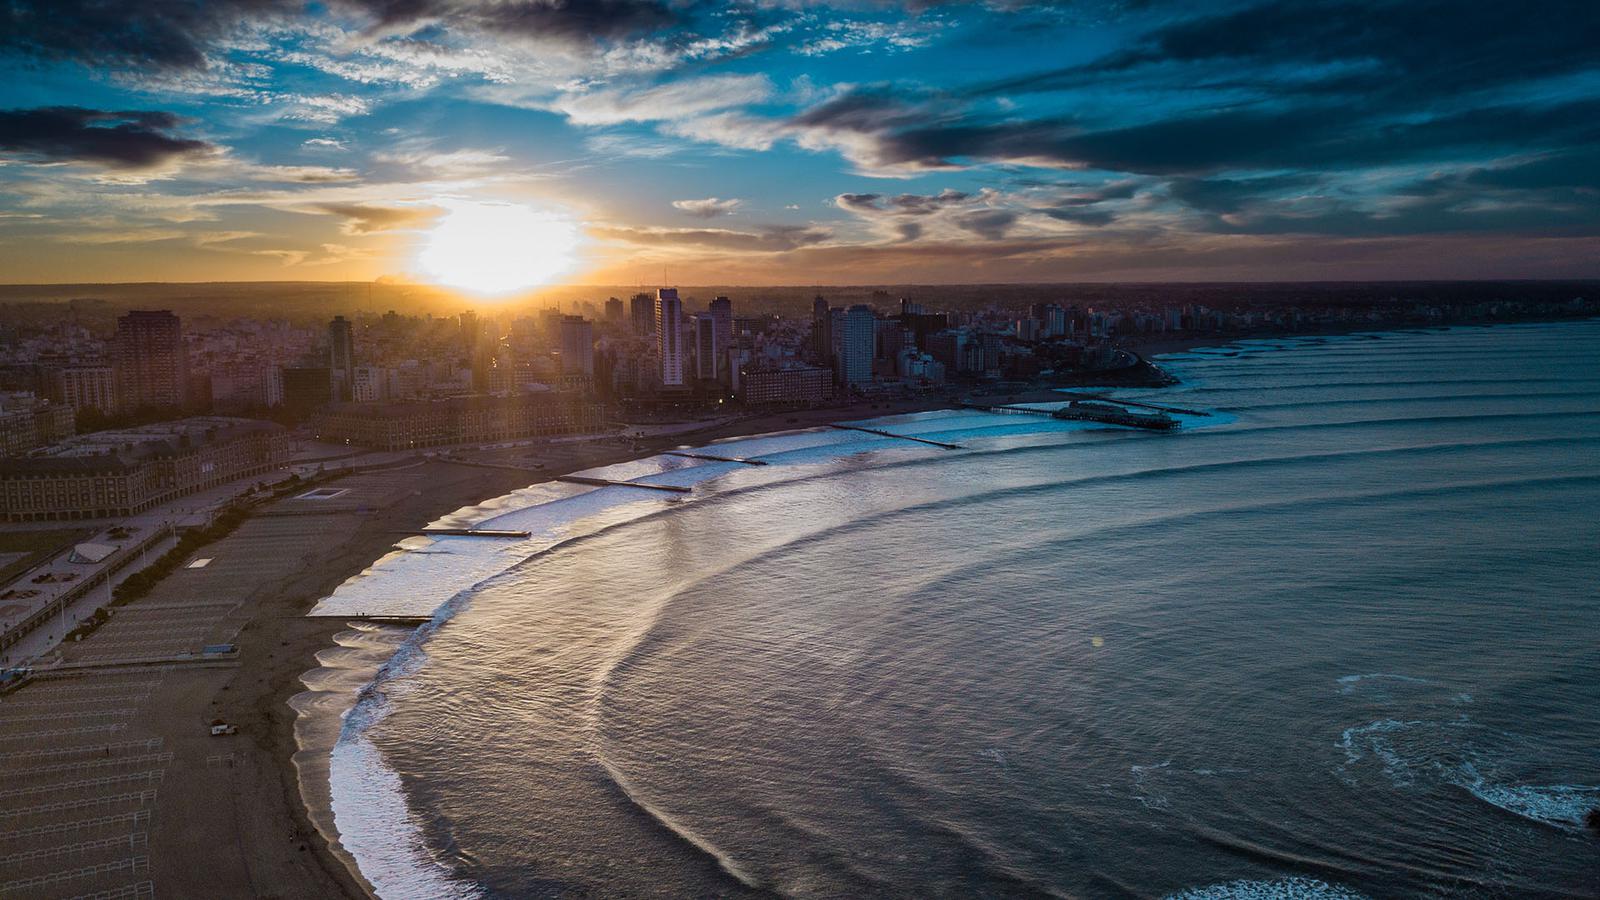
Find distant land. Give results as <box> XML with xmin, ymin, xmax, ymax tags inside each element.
<box><xmin>1</xmin><ymin>280</ymin><xmax>1595</xmax><ymax>327</ymax></box>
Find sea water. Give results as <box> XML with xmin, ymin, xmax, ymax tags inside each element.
<box><xmin>309</xmin><ymin>320</ymin><xmax>1600</xmax><ymax>899</ymax></box>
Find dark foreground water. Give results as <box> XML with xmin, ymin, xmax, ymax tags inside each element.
<box><xmin>312</xmin><ymin>321</ymin><xmax>1600</xmax><ymax>899</ymax></box>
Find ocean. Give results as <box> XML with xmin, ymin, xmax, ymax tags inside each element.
<box><xmin>301</xmin><ymin>319</ymin><xmax>1600</xmax><ymax>899</ymax></box>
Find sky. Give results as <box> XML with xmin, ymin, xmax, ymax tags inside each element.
<box><xmin>1</xmin><ymin>0</ymin><xmax>1597</xmax><ymax>286</ymax></box>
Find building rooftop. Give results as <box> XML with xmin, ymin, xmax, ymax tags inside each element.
<box><xmin>20</xmin><ymin>416</ymin><xmax>282</xmax><ymax>465</ymax></box>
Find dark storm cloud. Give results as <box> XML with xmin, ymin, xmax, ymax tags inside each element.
<box><xmin>0</xmin><ymin>0</ymin><xmax>292</xmax><ymax>68</ymax></box>
<box><xmin>0</xmin><ymin>107</ymin><xmax>213</xmax><ymax>169</ymax></box>
<box><xmin>981</xmin><ymin>0</ymin><xmax>1600</xmax><ymax>101</ymax></box>
<box><xmin>795</xmin><ymin>86</ymin><xmax>1600</xmax><ymax>176</ymax></box>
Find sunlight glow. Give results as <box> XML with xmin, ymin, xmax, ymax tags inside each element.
<box><xmin>419</xmin><ymin>200</ymin><xmax>580</xmax><ymax>294</ymax></box>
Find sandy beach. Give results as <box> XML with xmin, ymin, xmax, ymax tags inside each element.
<box><xmin>0</xmin><ymin>395</ymin><xmax>1006</xmax><ymax>900</ymax></box>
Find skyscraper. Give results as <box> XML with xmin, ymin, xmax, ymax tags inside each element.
<box><xmin>655</xmin><ymin>288</ymin><xmax>684</xmax><ymax>388</ymax></box>
<box><xmin>631</xmin><ymin>293</ymin><xmax>656</xmax><ymax>336</ymax></box>
<box><xmin>811</xmin><ymin>295</ymin><xmax>832</xmax><ymax>365</ymax></box>
<box><xmin>328</xmin><ymin>315</ymin><xmax>355</xmax><ymax>401</ymax></box>
<box><xmin>831</xmin><ymin>304</ymin><xmax>875</xmax><ymax>387</ymax></box>
<box><xmin>559</xmin><ymin>315</ymin><xmax>595</xmax><ymax>377</ymax></box>
<box><xmin>692</xmin><ymin>313</ymin><xmax>718</xmax><ymax>381</ymax></box>
<box><xmin>605</xmin><ymin>297</ymin><xmax>624</xmax><ymax>323</ymax></box>
<box><xmin>113</xmin><ymin>310</ymin><xmax>187</xmax><ymax>411</ymax></box>
<box><xmin>708</xmin><ymin>296</ymin><xmax>733</xmax><ymax>382</ymax></box>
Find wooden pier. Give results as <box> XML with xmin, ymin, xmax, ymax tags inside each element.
<box><xmin>663</xmin><ymin>451</ymin><xmax>769</xmax><ymax>466</ymax></box>
<box><xmin>828</xmin><ymin>424</ymin><xmax>963</xmax><ymax>450</ymax></box>
<box><xmin>556</xmin><ymin>475</ymin><xmax>693</xmax><ymax>493</ymax></box>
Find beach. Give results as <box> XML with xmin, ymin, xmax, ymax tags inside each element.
<box><xmin>0</xmin><ymin>395</ymin><xmax>989</xmax><ymax>900</ymax></box>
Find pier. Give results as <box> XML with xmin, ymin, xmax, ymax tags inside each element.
<box><xmin>663</xmin><ymin>451</ymin><xmax>769</xmax><ymax>466</ymax></box>
<box><xmin>556</xmin><ymin>475</ymin><xmax>693</xmax><ymax>493</ymax></box>
<box><xmin>401</xmin><ymin>528</ymin><xmax>532</xmax><ymax>538</ymax></box>
<box><xmin>828</xmin><ymin>424</ymin><xmax>964</xmax><ymax>450</ymax></box>
<box><xmin>1056</xmin><ymin>392</ymin><xmax>1211</xmax><ymax>417</ymax></box>
<box><xmin>304</xmin><ymin>615</ymin><xmax>434</xmax><ymax>624</ymax></box>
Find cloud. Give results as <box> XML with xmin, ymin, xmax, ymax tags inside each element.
<box><xmin>0</xmin><ymin>0</ymin><xmax>292</xmax><ymax>68</ymax></box>
<box><xmin>593</xmin><ymin>223</ymin><xmax>831</xmax><ymax>252</ymax></box>
<box><xmin>551</xmin><ymin>74</ymin><xmax>773</xmax><ymax>125</ymax></box>
<box><xmin>671</xmin><ymin>197</ymin><xmax>741</xmax><ymax>218</ymax></box>
<box><xmin>344</xmin><ymin>0</ymin><xmax>681</xmax><ymax>45</ymax></box>
<box><xmin>307</xmin><ymin>201</ymin><xmax>442</xmax><ymax>234</ymax></box>
<box><xmin>0</xmin><ymin>106</ymin><xmax>214</xmax><ymax>171</ymax></box>
<box><xmin>302</xmin><ymin>138</ymin><xmax>348</xmax><ymax>150</ymax></box>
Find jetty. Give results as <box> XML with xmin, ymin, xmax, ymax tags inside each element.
<box><xmin>403</xmin><ymin>528</ymin><xmax>531</xmax><ymax>538</ymax></box>
<box><xmin>663</xmin><ymin>451</ymin><xmax>769</xmax><ymax>466</ymax></box>
<box><xmin>961</xmin><ymin>401</ymin><xmax>1180</xmax><ymax>431</ymax></box>
<box><xmin>556</xmin><ymin>475</ymin><xmax>692</xmax><ymax>493</ymax></box>
<box><xmin>305</xmin><ymin>615</ymin><xmax>434</xmax><ymax>624</ymax></box>
<box><xmin>828</xmin><ymin>424</ymin><xmax>963</xmax><ymax>450</ymax></box>
<box><xmin>1055</xmin><ymin>392</ymin><xmax>1211</xmax><ymax>417</ymax></box>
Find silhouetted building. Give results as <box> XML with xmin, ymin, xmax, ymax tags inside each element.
<box><xmin>329</xmin><ymin>315</ymin><xmax>355</xmax><ymax>400</ymax></box>
<box><xmin>692</xmin><ymin>313</ymin><xmax>718</xmax><ymax>381</ymax></box>
<box><xmin>605</xmin><ymin>297</ymin><xmax>624</xmax><ymax>323</ymax></box>
<box><xmin>709</xmin><ymin>295</ymin><xmax>733</xmax><ymax>382</ymax></box>
<box><xmin>631</xmin><ymin>293</ymin><xmax>656</xmax><ymax>336</ymax></box>
<box><xmin>281</xmin><ymin>366</ymin><xmax>332</xmax><ymax>415</ymax></box>
<box><xmin>560</xmin><ymin>315</ymin><xmax>595</xmax><ymax>377</ymax></box>
<box><xmin>113</xmin><ymin>310</ymin><xmax>187</xmax><ymax>411</ymax></box>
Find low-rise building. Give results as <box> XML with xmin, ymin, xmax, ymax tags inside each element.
<box><xmin>0</xmin><ymin>393</ymin><xmax>75</xmax><ymax>456</ymax></box>
<box><xmin>738</xmin><ymin>364</ymin><xmax>833</xmax><ymax>407</ymax></box>
<box><xmin>311</xmin><ymin>394</ymin><xmax>606</xmax><ymax>450</ymax></box>
<box><xmin>0</xmin><ymin>417</ymin><xmax>289</xmax><ymax>522</ymax></box>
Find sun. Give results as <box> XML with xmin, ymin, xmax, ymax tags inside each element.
<box><xmin>419</xmin><ymin>200</ymin><xmax>580</xmax><ymax>294</ymax></box>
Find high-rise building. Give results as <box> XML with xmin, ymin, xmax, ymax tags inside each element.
<box><xmin>830</xmin><ymin>304</ymin><xmax>874</xmax><ymax>387</ymax></box>
<box><xmin>631</xmin><ymin>293</ymin><xmax>656</xmax><ymax>336</ymax></box>
<box><xmin>811</xmin><ymin>295</ymin><xmax>832</xmax><ymax>365</ymax></box>
<box><xmin>691</xmin><ymin>313</ymin><xmax>718</xmax><ymax>381</ymax></box>
<box><xmin>113</xmin><ymin>310</ymin><xmax>187</xmax><ymax>411</ymax></box>
<box><xmin>605</xmin><ymin>297</ymin><xmax>624</xmax><ymax>322</ymax></box>
<box><xmin>559</xmin><ymin>315</ymin><xmax>595</xmax><ymax>377</ymax></box>
<box><xmin>328</xmin><ymin>315</ymin><xmax>355</xmax><ymax>401</ymax></box>
<box><xmin>352</xmin><ymin>366</ymin><xmax>386</xmax><ymax>403</ymax></box>
<box><xmin>708</xmin><ymin>296</ymin><xmax>733</xmax><ymax>382</ymax></box>
<box><xmin>49</xmin><ymin>364</ymin><xmax>117</xmax><ymax>415</ymax></box>
<box><xmin>655</xmin><ymin>288</ymin><xmax>684</xmax><ymax>388</ymax></box>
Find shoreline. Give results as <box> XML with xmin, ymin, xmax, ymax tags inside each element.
<box><xmin>280</xmin><ymin>400</ymin><xmax>989</xmax><ymax>898</ymax></box>
<box><xmin>283</xmin><ymin>316</ymin><xmax>1593</xmax><ymax>898</ymax></box>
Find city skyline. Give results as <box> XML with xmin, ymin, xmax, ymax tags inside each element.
<box><xmin>2</xmin><ymin>1</ymin><xmax>1598</xmax><ymax>286</ymax></box>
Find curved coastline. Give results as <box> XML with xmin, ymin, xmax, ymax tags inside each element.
<box><xmin>295</xmin><ymin>322</ymin><xmax>1600</xmax><ymax>898</ymax></box>
<box><xmin>286</xmin><ymin>336</ymin><xmax>1299</xmax><ymax>897</ymax></box>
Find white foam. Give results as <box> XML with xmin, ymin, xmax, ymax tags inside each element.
<box><xmin>330</xmin><ymin>725</ymin><xmax>483</xmax><ymax>900</ymax></box>
<box><xmin>1335</xmin><ymin>673</ymin><xmax>1438</xmax><ymax>694</ymax></box>
<box><xmin>1456</xmin><ymin>768</ymin><xmax>1600</xmax><ymax>829</ymax></box>
<box><xmin>1165</xmin><ymin>876</ymin><xmax>1370</xmax><ymax>899</ymax></box>
<box><xmin>320</xmin><ymin>418</ymin><xmax>1086</xmax><ymax>898</ymax></box>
